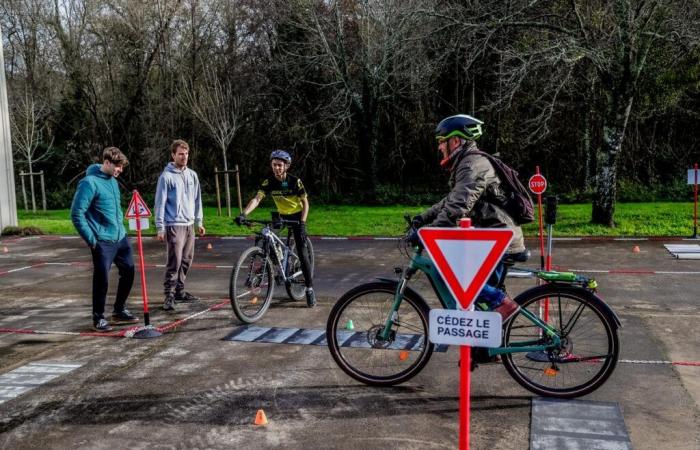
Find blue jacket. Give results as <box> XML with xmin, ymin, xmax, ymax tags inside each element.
<box><xmin>70</xmin><ymin>164</ymin><xmax>127</xmax><ymax>246</ymax></box>
<box><xmin>154</xmin><ymin>162</ymin><xmax>203</xmax><ymax>232</ymax></box>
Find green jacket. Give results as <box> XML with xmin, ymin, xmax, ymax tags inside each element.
<box><xmin>70</xmin><ymin>164</ymin><xmax>127</xmax><ymax>246</ymax></box>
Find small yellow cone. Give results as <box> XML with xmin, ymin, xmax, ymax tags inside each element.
<box><xmin>632</xmin><ymin>245</ymin><xmax>641</xmax><ymax>253</ymax></box>
<box><xmin>250</xmin><ymin>297</ymin><xmax>258</xmax><ymax>305</ymax></box>
<box><xmin>254</xmin><ymin>409</ymin><xmax>268</xmax><ymax>425</ymax></box>
<box><xmin>206</xmin><ymin>242</ymin><xmax>213</xmax><ymax>250</ymax></box>
<box><xmin>399</xmin><ymin>350</ymin><xmax>409</xmax><ymax>361</ymax></box>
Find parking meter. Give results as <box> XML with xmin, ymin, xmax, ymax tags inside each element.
<box><xmin>545</xmin><ymin>196</ymin><xmax>558</xmax><ymax>225</ymax></box>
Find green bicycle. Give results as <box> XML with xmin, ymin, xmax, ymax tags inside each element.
<box><xmin>326</xmin><ymin>216</ymin><xmax>620</xmax><ymax>398</ymax></box>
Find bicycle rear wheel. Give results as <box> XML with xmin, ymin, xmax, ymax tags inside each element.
<box><xmin>230</xmin><ymin>246</ymin><xmax>275</xmax><ymax>323</ymax></box>
<box><xmin>285</xmin><ymin>237</ymin><xmax>314</xmax><ymax>301</ymax></box>
<box><xmin>326</xmin><ymin>281</ymin><xmax>433</xmax><ymax>386</ymax></box>
<box><xmin>502</xmin><ymin>285</ymin><xmax>619</xmax><ymax>398</ymax></box>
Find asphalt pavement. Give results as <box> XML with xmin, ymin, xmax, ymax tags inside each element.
<box><xmin>0</xmin><ymin>235</ymin><xmax>699</xmax><ymax>449</ymax></box>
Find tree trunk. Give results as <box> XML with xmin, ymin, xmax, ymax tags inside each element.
<box><xmin>29</xmin><ymin>159</ymin><xmax>37</xmax><ymax>213</ymax></box>
<box><xmin>355</xmin><ymin>75</ymin><xmax>378</xmax><ymax>200</ymax></box>
<box><xmin>591</xmin><ymin>96</ymin><xmax>634</xmax><ymax>226</ymax></box>
<box><xmin>222</xmin><ymin>147</ymin><xmax>232</xmax><ymax>218</ymax></box>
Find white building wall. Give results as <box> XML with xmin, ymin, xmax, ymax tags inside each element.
<box><xmin>0</xmin><ymin>26</ymin><xmax>18</xmax><ymax>231</ymax></box>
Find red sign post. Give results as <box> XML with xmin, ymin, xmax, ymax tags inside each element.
<box><xmin>529</xmin><ymin>168</ymin><xmax>550</xmax><ymax>322</ymax></box>
<box><xmin>125</xmin><ymin>190</ymin><xmax>161</xmax><ymax>339</ymax></box>
<box><xmin>419</xmin><ymin>219</ymin><xmax>513</xmax><ymax>450</ymax></box>
<box><xmin>529</xmin><ymin>168</ymin><xmax>547</xmax><ymax>270</ymax></box>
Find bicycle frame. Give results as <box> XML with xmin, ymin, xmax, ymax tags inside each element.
<box><xmin>379</xmin><ymin>246</ymin><xmax>562</xmax><ymax>356</ymax></box>
<box><xmin>258</xmin><ymin>226</ymin><xmax>302</xmax><ymax>283</ymax></box>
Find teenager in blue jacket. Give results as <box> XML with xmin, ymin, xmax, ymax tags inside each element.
<box><xmin>70</xmin><ymin>147</ymin><xmax>139</xmax><ymax>331</ymax></box>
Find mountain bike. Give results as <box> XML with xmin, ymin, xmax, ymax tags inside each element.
<box><xmin>230</xmin><ymin>214</ymin><xmax>314</xmax><ymax>323</ymax></box>
<box><xmin>326</xmin><ymin>216</ymin><xmax>620</xmax><ymax>398</ymax></box>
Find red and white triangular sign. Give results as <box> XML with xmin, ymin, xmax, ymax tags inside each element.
<box><xmin>125</xmin><ymin>190</ymin><xmax>152</xmax><ymax>219</ymax></box>
<box><xmin>418</xmin><ymin>226</ymin><xmax>513</xmax><ymax>309</ymax></box>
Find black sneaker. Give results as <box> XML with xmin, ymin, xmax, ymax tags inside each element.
<box><xmin>111</xmin><ymin>309</ymin><xmax>139</xmax><ymax>324</ymax></box>
<box><xmin>175</xmin><ymin>291</ymin><xmax>199</xmax><ymax>303</ymax></box>
<box><xmin>163</xmin><ymin>294</ymin><xmax>176</xmax><ymax>311</ymax></box>
<box><xmin>305</xmin><ymin>288</ymin><xmax>316</xmax><ymax>308</ymax></box>
<box><xmin>93</xmin><ymin>318</ymin><xmax>112</xmax><ymax>332</ymax></box>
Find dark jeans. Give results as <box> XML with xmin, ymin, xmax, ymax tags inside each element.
<box><xmin>476</xmin><ymin>262</ymin><xmax>506</xmax><ymax>308</ymax></box>
<box><xmin>280</xmin><ymin>212</ymin><xmax>313</xmax><ymax>288</ymax></box>
<box><xmin>90</xmin><ymin>237</ymin><xmax>135</xmax><ymax>322</ymax></box>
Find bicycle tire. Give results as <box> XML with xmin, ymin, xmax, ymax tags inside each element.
<box><xmin>501</xmin><ymin>284</ymin><xmax>619</xmax><ymax>398</ymax></box>
<box><xmin>285</xmin><ymin>237</ymin><xmax>314</xmax><ymax>301</ymax></box>
<box><xmin>326</xmin><ymin>281</ymin><xmax>434</xmax><ymax>386</ymax></box>
<box><xmin>230</xmin><ymin>246</ymin><xmax>275</xmax><ymax>323</ymax></box>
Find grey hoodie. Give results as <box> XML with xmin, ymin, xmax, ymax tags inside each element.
<box><xmin>154</xmin><ymin>162</ymin><xmax>203</xmax><ymax>231</ymax></box>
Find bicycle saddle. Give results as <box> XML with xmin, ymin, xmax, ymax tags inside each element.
<box><xmin>503</xmin><ymin>249</ymin><xmax>531</xmax><ymax>264</ymax></box>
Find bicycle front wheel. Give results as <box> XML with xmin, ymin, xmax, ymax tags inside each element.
<box><xmin>230</xmin><ymin>246</ymin><xmax>275</xmax><ymax>323</ymax></box>
<box><xmin>502</xmin><ymin>285</ymin><xmax>619</xmax><ymax>398</ymax></box>
<box><xmin>326</xmin><ymin>281</ymin><xmax>433</xmax><ymax>386</ymax></box>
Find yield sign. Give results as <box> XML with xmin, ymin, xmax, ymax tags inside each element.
<box><xmin>418</xmin><ymin>227</ymin><xmax>513</xmax><ymax>309</ymax></box>
<box><xmin>125</xmin><ymin>190</ymin><xmax>152</xmax><ymax>219</ymax></box>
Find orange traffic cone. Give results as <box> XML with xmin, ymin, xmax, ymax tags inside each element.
<box><xmin>632</xmin><ymin>245</ymin><xmax>641</xmax><ymax>253</ymax></box>
<box><xmin>399</xmin><ymin>351</ymin><xmax>409</xmax><ymax>361</ymax></box>
<box><xmin>206</xmin><ymin>242</ymin><xmax>213</xmax><ymax>250</ymax></box>
<box><xmin>254</xmin><ymin>409</ymin><xmax>268</xmax><ymax>425</ymax></box>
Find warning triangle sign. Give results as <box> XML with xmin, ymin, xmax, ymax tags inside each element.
<box><xmin>418</xmin><ymin>227</ymin><xmax>513</xmax><ymax>309</ymax></box>
<box><xmin>125</xmin><ymin>190</ymin><xmax>152</xmax><ymax>219</ymax></box>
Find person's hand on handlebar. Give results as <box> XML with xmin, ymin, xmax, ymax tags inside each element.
<box><xmin>411</xmin><ymin>215</ymin><xmax>424</xmax><ymax>229</ymax></box>
<box><xmin>235</xmin><ymin>213</ymin><xmax>247</xmax><ymax>226</ymax></box>
<box><xmin>406</xmin><ymin>228</ymin><xmax>421</xmax><ymax>246</ymax></box>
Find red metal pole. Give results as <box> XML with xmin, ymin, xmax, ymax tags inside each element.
<box><xmin>536</xmin><ymin>167</ymin><xmax>545</xmax><ymax>270</ymax></box>
<box><xmin>134</xmin><ymin>191</ymin><xmax>151</xmax><ymax>326</ymax></box>
<box><xmin>459</xmin><ymin>345</ymin><xmax>471</xmax><ymax>450</ymax></box>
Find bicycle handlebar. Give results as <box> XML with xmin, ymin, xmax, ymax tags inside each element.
<box><xmin>237</xmin><ymin>218</ymin><xmax>301</xmax><ymax>227</ymax></box>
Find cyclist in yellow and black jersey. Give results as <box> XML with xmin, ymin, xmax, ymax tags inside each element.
<box><xmin>257</xmin><ymin>173</ymin><xmax>307</xmax><ymax>215</ymax></box>
<box><xmin>236</xmin><ymin>150</ymin><xmax>316</xmax><ymax>307</ymax></box>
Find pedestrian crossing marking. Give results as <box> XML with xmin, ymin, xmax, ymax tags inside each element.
<box><xmin>0</xmin><ymin>361</ymin><xmax>82</xmax><ymax>404</ymax></box>
<box><xmin>223</xmin><ymin>325</ymin><xmax>447</xmax><ymax>352</ymax></box>
<box><xmin>530</xmin><ymin>398</ymin><xmax>632</xmax><ymax>450</ymax></box>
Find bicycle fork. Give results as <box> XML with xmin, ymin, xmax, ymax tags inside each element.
<box><xmin>379</xmin><ymin>267</ymin><xmax>416</xmax><ymax>342</ymax></box>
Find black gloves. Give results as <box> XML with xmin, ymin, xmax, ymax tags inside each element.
<box><xmin>235</xmin><ymin>213</ymin><xmax>247</xmax><ymax>225</ymax></box>
<box><xmin>406</xmin><ymin>228</ymin><xmax>421</xmax><ymax>246</ymax></box>
<box><xmin>411</xmin><ymin>215</ymin><xmax>425</xmax><ymax>229</ymax></box>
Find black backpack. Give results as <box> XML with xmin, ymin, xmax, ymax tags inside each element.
<box><xmin>472</xmin><ymin>150</ymin><xmax>535</xmax><ymax>225</ymax></box>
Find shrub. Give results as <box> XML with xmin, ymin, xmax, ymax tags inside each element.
<box><xmin>2</xmin><ymin>226</ymin><xmax>44</xmax><ymax>236</ymax></box>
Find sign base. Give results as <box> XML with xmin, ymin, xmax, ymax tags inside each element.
<box><xmin>132</xmin><ymin>325</ymin><xmax>162</xmax><ymax>339</ymax></box>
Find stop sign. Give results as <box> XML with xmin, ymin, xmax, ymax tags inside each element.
<box><xmin>529</xmin><ymin>174</ymin><xmax>547</xmax><ymax>195</ymax></box>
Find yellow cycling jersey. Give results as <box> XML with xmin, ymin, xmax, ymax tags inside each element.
<box><xmin>257</xmin><ymin>174</ymin><xmax>307</xmax><ymax>215</ymax></box>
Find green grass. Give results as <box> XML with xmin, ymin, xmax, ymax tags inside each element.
<box><xmin>10</xmin><ymin>202</ymin><xmax>698</xmax><ymax>237</ymax></box>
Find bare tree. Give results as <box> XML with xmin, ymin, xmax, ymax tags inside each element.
<box><xmin>278</xmin><ymin>0</ymin><xmax>438</xmax><ymax>197</ymax></box>
<box><xmin>438</xmin><ymin>0</ymin><xmax>700</xmax><ymax>226</ymax></box>
<box><xmin>179</xmin><ymin>66</ymin><xmax>244</xmax><ymax>216</ymax></box>
<box><xmin>9</xmin><ymin>89</ymin><xmax>53</xmax><ymax>212</ymax></box>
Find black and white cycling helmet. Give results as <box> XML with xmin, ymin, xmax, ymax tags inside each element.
<box><xmin>270</xmin><ymin>149</ymin><xmax>292</xmax><ymax>163</ymax></box>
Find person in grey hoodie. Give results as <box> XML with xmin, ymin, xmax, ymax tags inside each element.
<box><xmin>154</xmin><ymin>139</ymin><xmax>205</xmax><ymax>311</ymax></box>
<box><xmin>70</xmin><ymin>147</ymin><xmax>139</xmax><ymax>332</ymax></box>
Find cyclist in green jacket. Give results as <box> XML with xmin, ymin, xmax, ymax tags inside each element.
<box><xmin>236</xmin><ymin>150</ymin><xmax>316</xmax><ymax>307</ymax></box>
